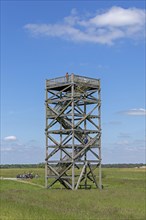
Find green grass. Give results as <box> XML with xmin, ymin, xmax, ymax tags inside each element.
<box><xmin>0</xmin><ymin>168</ymin><xmax>146</xmax><ymax>220</ymax></box>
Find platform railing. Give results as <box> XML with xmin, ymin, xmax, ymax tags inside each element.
<box><xmin>74</xmin><ymin>75</ymin><xmax>99</xmax><ymax>87</ymax></box>
<box><xmin>46</xmin><ymin>75</ymin><xmax>71</xmax><ymax>87</ymax></box>
<box><xmin>46</xmin><ymin>74</ymin><xmax>99</xmax><ymax>88</ymax></box>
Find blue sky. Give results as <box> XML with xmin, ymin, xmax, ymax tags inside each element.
<box><xmin>1</xmin><ymin>0</ymin><xmax>145</xmax><ymax>164</ymax></box>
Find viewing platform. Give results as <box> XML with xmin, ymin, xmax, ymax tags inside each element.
<box><xmin>46</xmin><ymin>74</ymin><xmax>100</xmax><ymax>90</ymax></box>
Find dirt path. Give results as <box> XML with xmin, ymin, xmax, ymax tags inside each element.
<box><xmin>0</xmin><ymin>177</ymin><xmax>44</xmax><ymax>188</ymax></box>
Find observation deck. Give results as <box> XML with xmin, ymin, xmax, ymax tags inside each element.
<box><xmin>46</xmin><ymin>74</ymin><xmax>100</xmax><ymax>91</ymax></box>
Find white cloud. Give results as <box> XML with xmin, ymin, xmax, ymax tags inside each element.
<box><xmin>119</xmin><ymin>108</ymin><xmax>146</xmax><ymax>116</ymax></box>
<box><xmin>4</xmin><ymin>136</ymin><xmax>17</xmax><ymax>141</ymax></box>
<box><xmin>24</xmin><ymin>7</ymin><xmax>145</xmax><ymax>45</ymax></box>
<box><xmin>89</xmin><ymin>6</ymin><xmax>145</xmax><ymax>27</ymax></box>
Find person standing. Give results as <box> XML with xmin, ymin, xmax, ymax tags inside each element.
<box><xmin>84</xmin><ymin>136</ymin><xmax>88</xmax><ymax>144</ymax></box>
<box><xmin>66</xmin><ymin>72</ymin><xmax>69</xmax><ymax>82</ymax></box>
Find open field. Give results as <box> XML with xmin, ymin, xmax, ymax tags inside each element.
<box><xmin>0</xmin><ymin>168</ymin><xmax>146</xmax><ymax>220</ymax></box>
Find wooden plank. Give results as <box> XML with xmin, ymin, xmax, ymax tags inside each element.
<box><xmin>75</xmin><ymin>163</ymin><xmax>86</xmax><ymax>190</ymax></box>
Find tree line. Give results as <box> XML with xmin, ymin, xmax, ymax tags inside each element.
<box><xmin>0</xmin><ymin>163</ymin><xmax>145</xmax><ymax>169</ymax></box>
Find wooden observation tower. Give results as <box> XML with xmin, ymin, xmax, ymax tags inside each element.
<box><xmin>45</xmin><ymin>74</ymin><xmax>102</xmax><ymax>190</ymax></box>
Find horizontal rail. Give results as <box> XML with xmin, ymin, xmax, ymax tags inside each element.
<box><xmin>46</xmin><ymin>74</ymin><xmax>100</xmax><ymax>88</ymax></box>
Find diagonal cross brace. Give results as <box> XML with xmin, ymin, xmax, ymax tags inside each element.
<box><xmin>73</xmin><ymin>135</ymin><xmax>98</xmax><ymax>160</ymax></box>
<box><xmin>74</xmin><ymin>104</ymin><xmax>98</xmax><ymax>129</ymax></box>
<box><xmin>75</xmin><ymin>162</ymin><xmax>87</xmax><ymax>189</ymax></box>
<box><xmin>46</xmin><ymin>132</ymin><xmax>72</xmax><ymax>161</ymax></box>
<box><xmin>47</xmin><ymin>163</ymin><xmax>72</xmax><ymax>189</ymax></box>
<box><xmin>47</xmin><ymin>100</ymin><xmax>72</xmax><ymax>129</ymax></box>
<box><xmin>47</xmin><ymin>84</ymin><xmax>72</xmax><ymax>101</ymax></box>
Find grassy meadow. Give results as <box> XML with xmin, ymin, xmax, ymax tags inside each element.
<box><xmin>0</xmin><ymin>167</ymin><xmax>145</xmax><ymax>220</ymax></box>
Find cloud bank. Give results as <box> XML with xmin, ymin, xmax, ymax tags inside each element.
<box><xmin>24</xmin><ymin>7</ymin><xmax>145</xmax><ymax>45</ymax></box>
<box><xmin>1</xmin><ymin>138</ymin><xmax>44</xmax><ymax>164</ymax></box>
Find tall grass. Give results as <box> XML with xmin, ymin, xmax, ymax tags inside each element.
<box><xmin>0</xmin><ymin>168</ymin><xmax>145</xmax><ymax>220</ymax></box>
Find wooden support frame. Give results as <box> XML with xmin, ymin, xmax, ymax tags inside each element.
<box><xmin>45</xmin><ymin>74</ymin><xmax>102</xmax><ymax>190</ymax></box>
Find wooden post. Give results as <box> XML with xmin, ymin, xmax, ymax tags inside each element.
<box><xmin>45</xmin><ymin>80</ymin><xmax>48</xmax><ymax>188</ymax></box>
<box><xmin>98</xmin><ymin>80</ymin><xmax>102</xmax><ymax>189</ymax></box>
<box><xmin>71</xmin><ymin>73</ymin><xmax>75</xmax><ymax>190</ymax></box>
<box><xmin>84</xmin><ymin>95</ymin><xmax>87</xmax><ymax>189</ymax></box>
